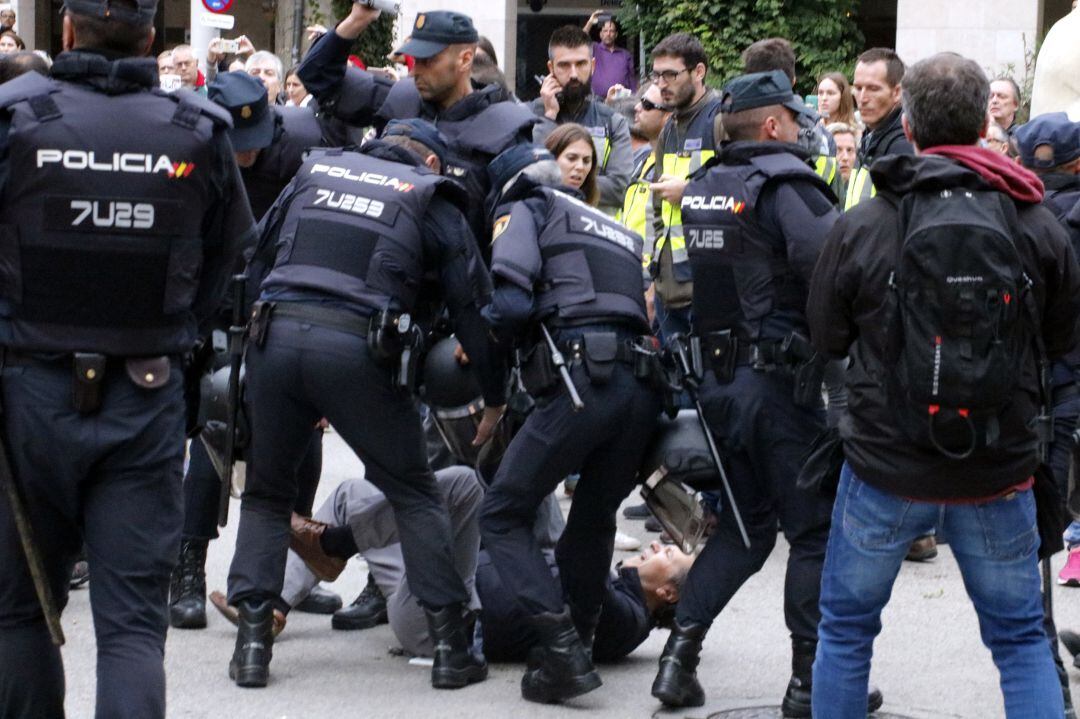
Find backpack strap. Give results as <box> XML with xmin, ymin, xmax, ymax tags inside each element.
<box><xmin>999</xmin><ymin>192</ymin><xmax>1054</xmax><ymax>457</ymax></box>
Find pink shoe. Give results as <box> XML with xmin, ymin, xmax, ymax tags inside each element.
<box><xmin>1059</xmin><ymin>547</ymin><xmax>1080</xmax><ymax>586</ymax></box>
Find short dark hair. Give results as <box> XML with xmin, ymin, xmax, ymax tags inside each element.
<box><xmin>548</xmin><ymin>25</ymin><xmax>591</xmax><ymax>58</ymax></box>
<box><xmin>992</xmin><ymin>75</ymin><xmax>1021</xmax><ymax>104</ymax></box>
<box><xmin>723</xmin><ymin>105</ymin><xmax>793</xmax><ymax>142</ymax></box>
<box><xmin>856</xmin><ymin>47</ymin><xmax>905</xmax><ymax>87</ymax></box>
<box><xmin>0</xmin><ymin>51</ymin><xmax>48</xmax><ymax>83</ymax></box>
<box><xmin>471</xmin><ymin>50</ymin><xmax>509</xmax><ymax>92</ymax></box>
<box><xmin>67</xmin><ymin>0</ymin><xmax>152</xmax><ymax>57</ymax></box>
<box><xmin>651</xmin><ymin>32</ymin><xmax>708</xmax><ymax>73</ymax></box>
<box><xmin>902</xmin><ymin>52</ymin><xmax>989</xmax><ymax>149</ymax></box>
<box><xmin>381</xmin><ymin>134</ymin><xmax>439</xmax><ymax>171</ymax></box>
<box><xmin>743</xmin><ymin>38</ymin><xmax>796</xmax><ymax>84</ymax></box>
<box><xmin>477</xmin><ymin>35</ymin><xmax>498</xmax><ymax>67</ymax></box>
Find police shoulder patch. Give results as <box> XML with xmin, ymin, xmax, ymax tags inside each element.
<box><xmin>491</xmin><ymin>214</ymin><xmax>511</xmax><ymax>243</ymax></box>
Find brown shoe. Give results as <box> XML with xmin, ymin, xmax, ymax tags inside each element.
<box><xmin>209</xmin><ymin>590</ymin><xmax>286</xmax><ymax>637</ymax></box>
<box><xmin>289</xmin><ymin>513</ymin><xmax>347</xmax><ymax>582</ymax></box>
<box><xmin>905</xmin><ymin>534</ymin><xmax>938</xmax><ymax>562</ymax></box>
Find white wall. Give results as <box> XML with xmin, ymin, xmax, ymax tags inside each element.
<box><xmin>896</xmin><ymin>0</ymin><xmax>1039</xmax><ymax>76</ymax></box>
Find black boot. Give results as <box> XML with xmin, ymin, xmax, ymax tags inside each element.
<box><xmin>332</xmin><ymin>573</ymin><xmax>389</xmax><ymax>630</ymax></box>
<box><xmin>1057</xmin><ymin>650</ymin><xmax>1077</xmax><ymax>719</ymax></box>
<box><xmin>521</xmin><ymin>608</ymin><xmax>602</xmax><ymax>703</ymax></box>
<box><xmin>169</xmin><ymin>539</ymin><xmax>208</xmax><ymax>629</ymax></box>
<box><xmin>424</xmin><ymin>604</ymin><xmax>487</xmax><ymax>689</ymax></box>
<box><xmin>228</xmin><ymin>600</ymin><xmax>274</xmax><ymax>688</ymax></box>
<box><xmin>782</xmin><ymin>639</ymin><xmax>884</xmax><ymax>717</ymax></box>
<box><xmin>651</xmin><ymin>620</ymin><xmax>707</xmax><ymax>707</ymax></box>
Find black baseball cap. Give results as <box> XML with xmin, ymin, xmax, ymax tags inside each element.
<box><xmin>394</xmin><ymin>11</ymin><xmax>478</xmax><ymax>60</ymax></box>
<box><xmin>63</xmin><ymin>0</ymin><xmax>157</xmax><ymax>26</ymax></box>
<box><xmin>383</xmin><ymin>118</ymin><xmax>450</xmax><ymax>170</ymax></box>
<box><xmin>721</xmin><ymin>70</ymin><xmax>815</xmax><ymax>119</ymax></box>
<box><xmin>1014</xmin><ymin>112</ymin><xmax>1080</xmax><ymax>170</ymax></box>
<box><xmin>207</xmin><ymin>72</ymin><xmax>275</xmax><ymax>152</ymax></box>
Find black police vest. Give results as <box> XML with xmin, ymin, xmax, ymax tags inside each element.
<box><xmin>437</xmin><ymin>100</ymin><xmax>538</xmax><ymax>236</ymax></box>
<box><xmin>260</xmin><ymin>148</ymin><xmax>446</xmax><ymax>313</ymax></box>
<box><xmin>0</xmin><ymin>71</ymin><xmax>228</xmax><ymax>355</ymax></box>
<box><xmin>242</xmin><ymin>106</ymin><xmax>323</xmax><ymax>221</ymax></box>
<box><xmin>501</xmin><ymin>186</ymin><xmax>647</xmax><ymax>328</ymax></box>
<box><xmin>683</xmin><ymin>151</ymin><xmax>824</xmax><ymax>342</ymax></box>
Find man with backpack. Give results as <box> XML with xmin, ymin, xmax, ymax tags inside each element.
<box><xmin>808</xmin><ymin>52</ymin><xmax>1080</xmax><ymax>717</ymax></box>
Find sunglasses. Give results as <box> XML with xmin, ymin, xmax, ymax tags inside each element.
<box><xmin>639</xmin><ymin>98</ymin><xmax>668</xmax><ymax>112</ymax></box>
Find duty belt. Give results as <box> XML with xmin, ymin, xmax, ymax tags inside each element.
<box><xmin>701</xmin><ymin>333</ymin><xmax>784</xmax><ymax>368</ymax></box>
<box><xmin>559</xmin><ymin>337</ymin><xmax>641</xmax><ymax>365</ymax></box>
<box><xmin>268</xmin><ymin>302</ymin><xmax>370</xmax><ymax>337</ymax></box>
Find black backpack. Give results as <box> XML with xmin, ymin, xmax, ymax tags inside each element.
<box><xmin>885</xmin><ymin>188</ymin><xmax>1043</xmax><ymax>459</ymax></box>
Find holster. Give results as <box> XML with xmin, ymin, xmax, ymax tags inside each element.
<box><xmin>703</xmin><ymin>330</ymin><xmax>736</xmax><ymax>383</ymax></box>
<box><xmin>581</xmin><ymin>332</ymin><xmax>617</xmax><ymax>386</ymax></box>
<box><xmin>248</xmin><ymin>301</ymin><xmax>274</xmax><ymax>348</ymax></box>
<box><xmin>395</xmin><ymin>325</ymin><xmax>423</xmax><ymax>393</ymax></box>
<box><xmin>72</xmin><ymin>353</ymin><xmax>107</xmax><ymax>415</ymax></box>
<box><xmin>781</xmin><ymin>332</ymin><xmax>825</xmax><ymax>409</ymax></box>
<box><xmin>368</xmin><ymin>309</ymin><xmax>407</xmax><ymax>367</ymax></box>
<box><xmin>518</xmin><ymin>342</ymin><xmax>558</xmax><ymax>398</ymax></box>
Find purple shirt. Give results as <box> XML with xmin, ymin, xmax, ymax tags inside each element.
<box><xmin>591</xmin><ymin>41</ymin><xmax>637</xmax><ymax>99</ymax></box>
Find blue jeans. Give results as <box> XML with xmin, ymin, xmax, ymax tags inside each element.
<box><xmin>812</xmin><ymin>464</ymin><xmax>1063</xmax><ymax>718</ymax></box>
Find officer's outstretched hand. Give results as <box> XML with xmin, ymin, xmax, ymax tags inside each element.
<box><xmin>473</xmin><ymin>405</ymin><xmax>506</xmax><ymax>447</ymax></box>
<box><xmin>650</xmin><ymin>174</ymin><xmax>689</xmax><ymax>206</ymax></box>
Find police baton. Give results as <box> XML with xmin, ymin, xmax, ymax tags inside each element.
<box><xmin>0</xmin><ymin>404</ymin><xmax>65</xmax><ymax>645</ymax></box>
<box><xmin>540</xmin><ymin>324</ymin><xmax>584</xmax><ymax>412</ymax></box>
<box><xmin>217</xmin><ymin>273</ymin><xmax>247</xmax><ymax>527</ymax></box>
<box><xmin>668</xmin><ymin>334</ymin><xmax>751</xmax><ymax>550</ymax></box>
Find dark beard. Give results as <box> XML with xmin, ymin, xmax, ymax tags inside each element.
<box><xmin>560</xmin><ymin>79</ymin><xmax>591</xmax><ymax>107</ymax></box>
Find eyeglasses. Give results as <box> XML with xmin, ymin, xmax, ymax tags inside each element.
<box><xmin>648</xmin><ymin>68</ymin><xmax>689</xmax><ymax>84</ymax></box>
<box><xmin>639</xmin><ymin>98</ymin><xmax>668</xmax><ymax>112</ymax></box>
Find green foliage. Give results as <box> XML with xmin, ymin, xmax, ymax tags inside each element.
<box><xmin>314</xmin><ymin>0</ymin><xmax>394</xmax><ymax>67</ymax></box>
<box><xmin>618</xmin><ymin>0</ymin><xmax>865</xmax><ymax>95</ymax></box>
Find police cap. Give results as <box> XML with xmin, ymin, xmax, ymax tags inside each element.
<box><xmin>394</xmin><ymin>11</ymin><xmax>478</xmax><ymax>60</ymax></box>
<box><xmin>1014</xmin><ymin>112</ymin><xmax>1080</xmax><ymax>170</ymax></box>
<box><xmin>207</xmin><ymin>72</ymin><xmax>275</xmax><ymax>152</ymax></box>
<box><xmin>64</xmin><ymin>0</ymin><xmax>157</xmax><ymax>25</ymax></box>
<box><xmin>720</xmin><ymin>70</ymin><xmax>815</xmax><ymax>119</ymax></box>
<box><xmin>383</xmin><ymin>118</ymin><xmax>449</xmax><ymax>170</ymax></box>
<box><xmin>487</xmin><ymin>144</ymin><xmax>555</xmax><ymax>195</ymax></box>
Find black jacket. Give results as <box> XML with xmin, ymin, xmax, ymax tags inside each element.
<box><xmin>808</xmin><ymin>153</ymin><xmax>1080</xmax><ymax>500</ymax></box>
<box><xmin>854</xmin><ymin>105</ymin><xmax>914</xmax><ymax>170</ymax></box>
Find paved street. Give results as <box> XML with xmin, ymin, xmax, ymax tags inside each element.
<box><xmin>59</xmin><ymin>432</ymin><xmax>1080</xmax><ymax>718</ymax></box>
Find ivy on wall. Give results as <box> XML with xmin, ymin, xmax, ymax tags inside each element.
<box><xmin>618</xmin><ymin>0</ymin><xmax>865</xmax><ymax>95</ymax></box>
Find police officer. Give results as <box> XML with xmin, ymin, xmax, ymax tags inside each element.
<box><xmin>478</xmin><ymin>145</ymin><xmax>662</xmax><ymax>703</ymax></box>
<box><xmin>168</xmin><ymin>71</ymin><xmax>334</xmax><ymax>631</ymax></box>
<box><xmin>296</xmin><ymin>5</ymin><xmax>539</xmax><ymax>242</ymax></box>
<box><xmin>210</xmin><ymin>72</ymin><xmax>327</xmax><ymax>222</ymax></box>
<box><xmin>646</xmin><ymin>72</ymin><xmax>878</xmax><ymax>717</ymax></box>
<box><xmin>226</xmin><ymin>118</ymin><xmax>505</xmax><ymax>690</ymax></box>
<box><xmin>532</xmin><ymin>25</ymin><xmax>633</xmax><ymax>216</ymax></box>
<box><xmin>0</xmin><ymin>0</ymin><xmax>254</xmax><ymax>715</ymax></box>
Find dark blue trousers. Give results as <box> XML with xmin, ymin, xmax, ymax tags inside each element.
<box><xmin>480</xmin><ymin>340</ymin><xmax>661</xmax><ymax>627</ymax></box>
<box><xmin>182</xmin><ymin>426</ymin><xmax>324</xmax><ymax>540</ymax></box>
<box><xmin>0</xmin><ymin>359</ymin><xmax>185</xmax><ymax>719</ymax></box>
<box><xmin>227</xmin><ymin>318</ymin><xmax>469</xmax><ymax>612</ymax></box>
<box><xmin>675</xmin><ymin>366</ymin><xmax>831</xmax><ymax>643</ymax></box>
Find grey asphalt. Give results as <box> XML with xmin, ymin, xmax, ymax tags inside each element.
<box><xmin>59</xmin><ymin>432</ymin><xmax>1080</xmax><ymax>718</ymax></box>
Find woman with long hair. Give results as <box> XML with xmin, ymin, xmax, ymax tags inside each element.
<box><xmin>544</xmin><ymin>123</ymin><xmax>600</xmax><ymax>206</ymax></box>
<box><xmin>817</xmin><ymin>71</ymin><xmax>858</xmax><ymax>129</ymax></box>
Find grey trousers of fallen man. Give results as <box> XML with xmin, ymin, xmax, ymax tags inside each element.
<box><xmin>283</xmin><ymin>465</ymin><xmax>483</xmax><ymax>656</ymax></box>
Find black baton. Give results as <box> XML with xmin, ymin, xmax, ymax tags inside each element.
<box><xmin>541</xmin><ymin>324</ymin><xmax>584</xmax><ymax>412</ymax></box>
<box><xmin>218</xmin><ymin>274</ymin><xmax>247</xmax><ymax>527</ymax></box>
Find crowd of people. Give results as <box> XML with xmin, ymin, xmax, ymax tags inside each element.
<box><xmin>0</xmin><ymin>0</ymin><xmax>1080</xmax><ymax>718</ymax></box>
